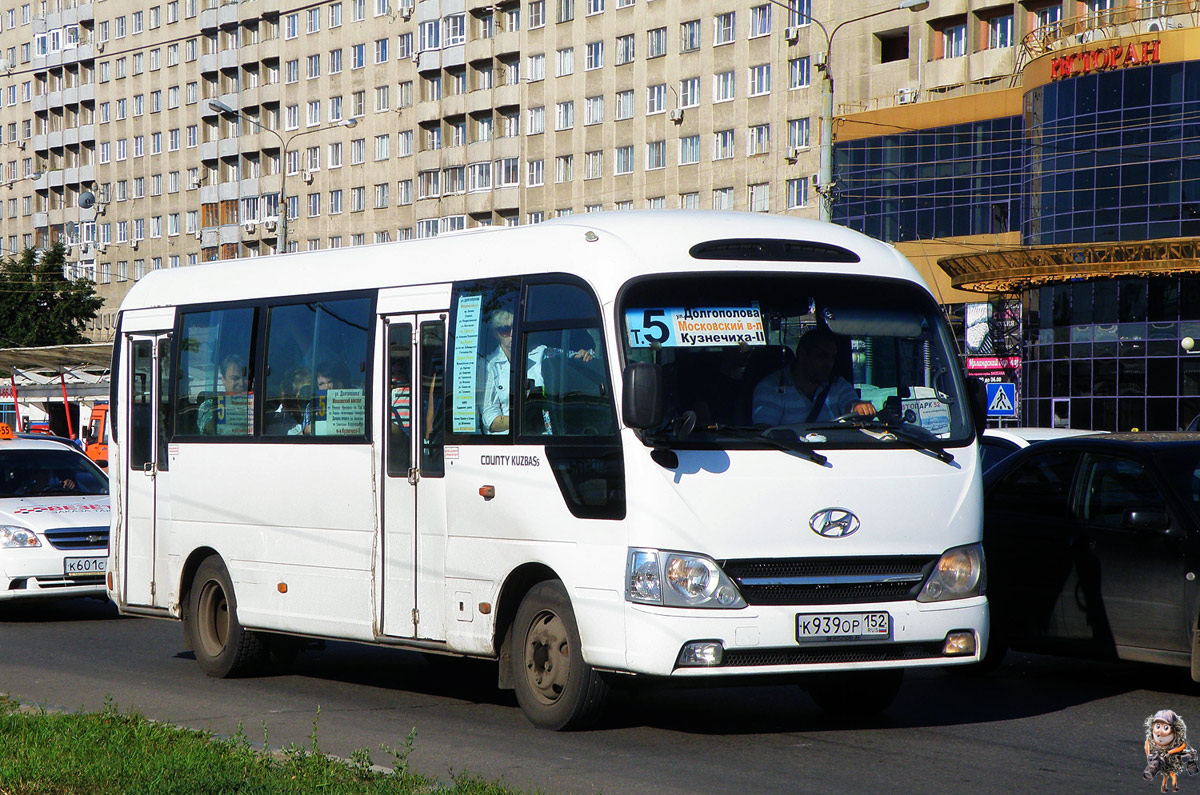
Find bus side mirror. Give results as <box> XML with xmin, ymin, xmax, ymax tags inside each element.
<box><xmin>622</xmin><ymin>362</ymin><xmax>664</xmax><ymax>430</ymax></box>
<box><xmin>965</xmin><ymin>376</ymin><xmax>987</xmax><ymax>440</ymax></box>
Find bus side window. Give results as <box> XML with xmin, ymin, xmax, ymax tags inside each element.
<box><xmin>419</xmin><ymin>320</ymin><xmax>445</xmax><ymax>476</ymax></box>
<box><xmin>263</xmin><ymin>297</ymin><xmax>372</xmax><ymax>439</ymax></box>
<box><xmin>447</xmin><ymin>278</ymin><xmax>519</xmax><ymax>438</ymax></box>
<box><xmin>175</xmin><ymin>308</ymin><xmax>257</xmax><ymax>438</ymax></box>
<box><xmin>519</xmin><ymin>282</ymin><xmax>615</xmax><ymax>438</ymax></box>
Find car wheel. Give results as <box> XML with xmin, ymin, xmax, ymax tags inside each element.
<box><xmin>511</xmin><ymin>580</ymin><xmax>608</xmax><ymax>730</ymax></box>
<box><xmin>184</xmin><ymin>555</ymin><xmax>266</xmax><ymax>678</ymax></box>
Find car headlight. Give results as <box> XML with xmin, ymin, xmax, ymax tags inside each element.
<box><xmin>917</xmin><ymin>543</ymin><xmax>985</xmax><ymax>602</ymax></box>
<box><xmin>0</xmin><ymin>525</ymin><xmax>41</xmax><ymax>548</ymax></box>
<box><xmin>625</xmin><ymin>548</ymin><xmax>745</xmax><ymax>608</ymax></box>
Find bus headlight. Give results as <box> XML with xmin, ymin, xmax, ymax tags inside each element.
<box><xmin>917</xmin><ymin>543</ymin><xmax>985</xmax><ymax>602</ymax></box>
<box><xmin>0</xmin><ymin>526</ymin><xmax>41</xmax><ymax>548</ymax></box>
<box><xmin>626</xmin><ymin>548</ymin><xmax>745</xmax><ymax>609</ymax></box>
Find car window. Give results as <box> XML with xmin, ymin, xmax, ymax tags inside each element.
<box><xmin>0</xmin><ymin>449</ymin><xmax>109</xmax><ymax>497</ymax></box>
<box><xmin>980</xmin><ymin>438</ymin><xmax>1019</xmax><ymax>473</ymax></box>
<box><xmin>989</xmin><ymin>449</ymin><xmax>1081</xmax><ymax>518</ymax></box>
<box><xmin>1078</xmin><ymin>453</ymin><xmax>1168</xmax><ymax>529</ymax></box>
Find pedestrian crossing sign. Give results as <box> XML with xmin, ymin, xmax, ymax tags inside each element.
<box><xmin>986</xmin><ymin>382</ymin><xmax>1017</xmax><ymax>418</ymax></box>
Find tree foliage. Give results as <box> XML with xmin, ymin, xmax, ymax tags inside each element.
<box><xmin>0</xmin><ymin>242</ymin><xmax>103</xmax><ymax>347</ymax></box>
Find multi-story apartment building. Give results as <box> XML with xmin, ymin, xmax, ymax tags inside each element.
<box><xmin>5</xmin><ymin>0</ymin><xmax>1195</xmax><ymax>432</ymax></box>
<box><xmin>0</xmin><ymin>0</ymin><xmax>856</xmax><ymax>342</ymax></box>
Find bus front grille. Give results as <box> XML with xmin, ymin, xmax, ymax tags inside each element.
<box><xmin>717</xmin><ymin>642</ymin><xmax>946</xmax><ymax>667</ymax></box>
<box><xmin>721</xmin><ymin>556</ymin><xmax>938</xmax><ymax>606</ymax></box>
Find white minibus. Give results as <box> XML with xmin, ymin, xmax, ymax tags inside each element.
<box><xmin>107</xmin><ymin>211</ymin><xmax>987</xmax><ymax>729</ymax></box>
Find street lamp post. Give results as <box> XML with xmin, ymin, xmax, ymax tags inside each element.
<box><xmin>779</xmin><ymin>0</ymin><xmax>929</xmax><ymax>222</ymax></box>
<box><xmin>207</xmin><ymin>99</ymin><xmax>356</xmax><ymax>252</ymax></box>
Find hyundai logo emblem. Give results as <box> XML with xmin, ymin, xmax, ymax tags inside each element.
<box><xmin>809</xmin><ymin>508</ymin><xmax>860</xmax><ymax>538</ymax></box>
<box><xmin>86</xmin><ymin>534</ymin><xmax>103</xmax><ymax>544</ymax></box>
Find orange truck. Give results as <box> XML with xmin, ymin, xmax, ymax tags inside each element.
<box><xmin>85</xmin><ymin>402</ymin><xmax>108</xmax><ymax>470</ymax></box>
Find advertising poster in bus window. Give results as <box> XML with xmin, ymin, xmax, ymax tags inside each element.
<box><xmin>452</xmin><ymin>295</ymin><xmax>483</xmax><ymax>432</ymax></box>
<box><xmin>625</xmin><ymin>304</ymin><xmax>766</xmax><ymax>348</ymax></box>
<box><xmin>217</xmin><ymin>394</ymin><xmax>253</xmax><ymax>435</ymax></box>
<box><xmin>323</xmin><ymin>388</ymin><xmax>366</xmax><ymax>435</ymax></box>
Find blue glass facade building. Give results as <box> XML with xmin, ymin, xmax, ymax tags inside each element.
<box><xmin>833</xmin><ymin>51</ymin><xmax>1200</xmax><ymax>431</ymax></box>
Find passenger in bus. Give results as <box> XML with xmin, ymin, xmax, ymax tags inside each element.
<box><xmin>751</xmin><ymin>327</ymin><xmax>875</xmax><ymax>426</ymax></box>
<box><xmin>289</xmin><ymin>362</ymin><xmax>352</xmax><ymax>436</ymax></box>
<box><xmin>197</xmin><ymin>354</ymin><xmax>252</xmax><ymax>435</ymax></box>
<box><xmin>481</xmin><ymin>311</ymin><xmax>594</xmax><ymax>434</ymax></box>
<box><xmin>267</xmin><ymin>367</ymin><xmax>310</xmax><ymax>436</ymax></box>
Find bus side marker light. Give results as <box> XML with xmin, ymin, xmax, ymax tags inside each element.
<box><xmin>278</xmin><ymin>583</ymin><xmax>288</xmax><ymax>594</ymax></box>
<box><xmin>478</xmin><ymin>602</ymin><xmax>491</xmax><ymax>614</ymax></box>
<box><xmin>479</xmin><ymin>485</ymin><xmax>495</xmax><ymax>500</ymax></box>
<box><xmin>942</xmin><ymin>630</ymin><xmax>975</xmax><ymax>656</ymax></box>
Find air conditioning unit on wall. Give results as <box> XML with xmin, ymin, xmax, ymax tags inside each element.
<box><xmin>897</xmin><ymin>87</ymin><xmax>918</xmax><ymax>105</ymax></box>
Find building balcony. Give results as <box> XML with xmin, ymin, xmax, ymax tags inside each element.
<box><xmin>199</xmin><ymin>7</ymin><xmax>219</xmax><ymax>30</ymax></box>
<box><xmin>199</xmin><ymin>53</ymin><xmax>220</xmax><ymax>74</ymax></box>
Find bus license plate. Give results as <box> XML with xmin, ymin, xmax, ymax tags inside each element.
<box><xmin>65</xmin><ymin>557</ymin><xmax>106</xmax><ymax>576</ymax></box>
<box><xmin>796</xmin><ymin>612</ymin><xmax>890</xmax><ymax>642</ymax></box>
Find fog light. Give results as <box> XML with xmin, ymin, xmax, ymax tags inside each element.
<box><xmin>677</xmin><ymin>641</ymin><xmax>724</xmax><ymax>667</ymax></box>
<box><xmin>942</xmin><ymin>630</ymin><xmax>976</xmax><ymax>657</ymax></box>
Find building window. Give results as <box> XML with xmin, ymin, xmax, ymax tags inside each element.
<box><xmin>749</xmin><ymin>183</ymin><xmax>770</xmax><ymax>212</ymax></box>
<box><xmin>749</xmin><ymin>64</ymin><xmax>771</xmax><ymax>96</ymax></box>
<box><xmin>714</xmin><ymin>71</ymin><xmax>735</xmax><ymax>102</ymax></box>
<box><xmin>940</xmin><ymin>20</ymin><xmax>966</xmax><ymax>58</ymax></box>
<box><xmin>647</xmin><ymin>27</ymin><xmax>666</xmax><ymax>58</ymax></box>
<box><xmin>714</xmin><ymin>12</ymin><xmax>735</xmax><ymax>45</ymax></box>
<box><xmin>679</xmin><ymin>135</ymin><xmax>700</xmax><ymax>165</ymax></box>
<box><xmin>748</xmin><ymin>123</ymin><xmax>770</xmax><ymax>156</ymax></box>
<box><xmin>789</xmin><ymin>57</ymin><xmax>810</xmax><ymax>89</ymax></box>
<box><xmin>986</xmin><ymin>12</ymin><xmax>1013</xmax><ymax>49</ymax></box>
<box><xmin>615</xmin><ymin>89</ymin><xmax>634</xmax><ymax>120</ymax></box>
<box><xmin>713</xmin><ymin>129</ymin><xmax>734</xmax><ymax>160</ymax></box>
<box><xmin>646</xmin><ymin>140</ymin><xmax>665</xmax><ymax>170</ymax></box>
<box><xmin>680</xmin><ymin>19</ymin><xmax>700</xmax><ymax>52</ymax></box>
<box><xmin>646</xmin><ymin>84</ymin><xmax>666</xmax><ymax>115</ymax></box>
<box><xmin>616</xmin><ymin>34</ymin><xmax>634</xmax><ymax>65</ymax></box>
<box><xmin>585</xmin><ymin>41</ymin><xmax>603</xmax><ymax>70</ymax></box>
<box><xmin>749</xmin><ymin>4</ymin><xmax>770</xmax><ymax>38</ymax></box>
<box><xmin>614</xmin><ymin>145</ymin><xmax>634</xmax><ymax>174</ymax></box>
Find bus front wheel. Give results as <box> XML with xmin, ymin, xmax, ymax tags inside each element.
<box><xmin>511</xmin><ymin>580</ymin><xmax>608</xmax><ymax>730</ymax></box>
<box><xmin>185</xmin><ymin>555</ymin><xmax>266</xmax><ymax>678</ymax></box>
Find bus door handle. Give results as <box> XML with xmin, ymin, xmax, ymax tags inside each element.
<box><xmin>142</xmin><ymin>462</ymin><xmax>154</xmax><ymax>476</ymax></box>
<box><xmin>407</xmin><ymin>467</ymin><xmax>419</xmax><ymax>486</ymax></box>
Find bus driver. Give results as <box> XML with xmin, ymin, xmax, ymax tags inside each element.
<box><xmin>751</xmin><ymin>327</ymin><xmax>875</xmax><ymax>426</ymax></box>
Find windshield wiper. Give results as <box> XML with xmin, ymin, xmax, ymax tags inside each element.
<box><xmin>805</xmin><ymin>417</ymin><xmax>955</xmax><ymax>465</ymax></box>
<box><xmin>711</xmin><ymin>425</ymin><xmax>828</xmax><ymax>466</ymax></box>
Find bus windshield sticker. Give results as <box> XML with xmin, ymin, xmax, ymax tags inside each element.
<box><xmin>901</xmin><ymin>393</ymin><xmax>951</xmax><ymax>437</ymax></box>
<box><xmin>452</xmin><ymin>294</ymin><xmax>483</xmax><ymax>432</ymax></box>
<box><xmin>625</xmin><ymin>304</ymin><xmax>765</xmax><ymax>348</ymax></box>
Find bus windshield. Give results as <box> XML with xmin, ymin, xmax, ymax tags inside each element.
<box><xmin>620</xmin><ymin>273</ymin><xmax>972</xmax><ymax>449</ymax></box>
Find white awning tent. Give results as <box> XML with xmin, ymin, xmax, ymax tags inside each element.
<box><xmin>0</xmin><ymin>343</ymin><xmax>112</xmax><ymax>435</ymax></box>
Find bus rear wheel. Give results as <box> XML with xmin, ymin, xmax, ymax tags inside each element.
<box><xmin>511</xmin><ymin>580</ymin><xmax>608</xmax><ymax>730</ymax></box>
<box><xmin>185</xmin><ymin>555</ymin><xmax>266</xmax><ymax>678</ymax></box>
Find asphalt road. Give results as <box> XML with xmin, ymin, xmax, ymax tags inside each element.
<box><xmin>1</xmin><ymin>597</ymin><xmax>1196</xmax><ymax>794</ymax></box>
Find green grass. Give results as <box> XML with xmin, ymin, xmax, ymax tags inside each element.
<box><xmin>0</xmin><ymin>697</ymin><xmax>529</xmax><ymax>795</ymax></box>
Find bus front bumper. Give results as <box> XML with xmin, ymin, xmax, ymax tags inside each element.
<box><xmin>620</xmin><ymin>596</ymin><xmax>988</xmax><ymax>677</ymax></box>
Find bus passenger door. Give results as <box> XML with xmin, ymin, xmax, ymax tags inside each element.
<box><xmin>123</xmin><ymin>333</ymin><xmax>171</xmax><ymax>608</ymax></box>
<box><xmin>381</xmin><ymin>314</ymin><xmax>447</xmax><ymax>639</ymax></box>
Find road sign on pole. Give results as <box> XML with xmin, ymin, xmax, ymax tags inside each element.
<box><xmin>986</xmin><ymin>382</ymin><xmax>1017</xmax><ymax>418</ymax></box>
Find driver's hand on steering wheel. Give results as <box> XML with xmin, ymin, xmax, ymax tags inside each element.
<box><xmin>848</xmin><ymin>400</ymin><xmax>876</xmax><ymax>417</ymax></box>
